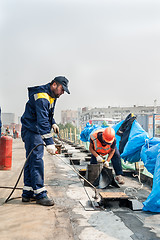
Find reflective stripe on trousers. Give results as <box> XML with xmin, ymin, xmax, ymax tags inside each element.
<box><xmin>23</xmin><ymin>186</ymin><xmax>46</xmax><ymax>194</ymax></box>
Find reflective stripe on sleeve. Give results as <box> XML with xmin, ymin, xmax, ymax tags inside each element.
<box><xmin>41</xmin><ymin>133</ymin><xmax>53</xmax><ymax>139</ymax></box>
<box><xmin>34</xmin><ymin>93</ymin><xmax>55</xmax><ymax>108</ymax></box>
<box><xmin>34</xmin><ymin>187</ymin><xmax>46</xmax><ymax>194</ymax></box>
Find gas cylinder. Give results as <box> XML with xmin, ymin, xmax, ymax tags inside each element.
<box><xmin>0</xmin><ymin>136</ymin><xmax>13</xmax><ymax>170</ymax></box>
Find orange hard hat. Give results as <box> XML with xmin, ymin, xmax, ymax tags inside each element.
<box><xmin>102</xmin><ymin>127</ymin><xmax>115</xmax><ymax>143</ymax></box>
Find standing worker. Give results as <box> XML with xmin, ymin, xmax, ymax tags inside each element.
<box><xmin>89</xmin><ymin>127</ymin><xmax>124</xmax><ymax>184</ymax></box>
<box><xmin>5</xmin><ymin>126</ymin><xmax>10</xmax><ymax>136</ymax></box>
<box><xmin>21</xmin><ymin>76</ymin><xmax>70</xmax><ymax>206</ymax></box>
<box><xmin>13</xmin><ymin>127</ymin><xmax>17</xmax><ymax>139</ymax></box>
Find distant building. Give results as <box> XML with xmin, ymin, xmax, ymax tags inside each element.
<box><xmin>2</xmin><ymin>113</ymin><xmax>17</xmax><ymax>125</ymax></box>
<box><xmin>61</xmin><ymin>109</ymin><xmax>78</xmax><ymax>126</ymax></box>
<box><xmin>79</xmin><ymin>105</ymin><xmax>160</xmax><ymax>129</ymax></box>
<box><xmin>89</xmin><ymin>118</ymin><xmax>120</xmax><ymax>127</ymax></box>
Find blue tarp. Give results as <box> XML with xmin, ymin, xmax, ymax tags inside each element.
<box><xmin>140</xmin><ymin>138</ymin><xmax>160</xmax><ymax>175</ymax></box>
<box><xmin>112</xmin><ymin>120</ymin><xmax>124</xmax><ymax>150</ymax></box>
<box><xmin>140</xmin><ymin>138</ymin><xmax>160</xmax><ymax>212</ymax></box>
<box><xmin>120</xmin><ymin>120</ymin><xmax>149</xmax><ymax>162</ymax></box>
<box><xmin>80</xmin><ymin>123</ymin><xmax>104</xmax><ymax>142</ymax></box>
<box><xmin>80</xmin><ymin>120</ymin><xmax>124</xmax><ymax>145</ymax></box>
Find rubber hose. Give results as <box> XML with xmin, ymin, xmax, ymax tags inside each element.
<box><xmin>5</xmin><ymin>143</ymin><xmax>46</xmax><ymax>203</ymax></box>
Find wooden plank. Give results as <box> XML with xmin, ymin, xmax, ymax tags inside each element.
<box><xmin>99</xmin><ymin>192</ymin><xmax>129</xmax><ymax>199</ymax></box>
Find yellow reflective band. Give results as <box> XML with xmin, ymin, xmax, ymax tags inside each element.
<box><xmin>36</xmin><ymin>93</ymin><xmax>55</xmax><ymax>104</ymax></box>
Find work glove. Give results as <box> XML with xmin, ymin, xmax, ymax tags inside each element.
<box><xmin>96</xmin><ymin>155</ymin><xmax>103</xmax><ymax>163</ymax></box>
<box><xmin>46</xmin><ymin>144</ymin><xmax>57</xmax><ymax>155</ymax></box>
<box><xmin>104</xmin><ymin>161</ymin><xmax>109</xmax><ymax>168</ymax></box>
<box><xmin>52</xmin><ymin>124</ymin><xmax>59</xmax><ymax>135</ymax></box>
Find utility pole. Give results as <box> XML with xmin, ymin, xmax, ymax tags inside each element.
<box><xmin>154</xmin><ymin>99</ymin><xmax>157</xmax><ymax>114</ymax></box>
<box><xmin>153</xmin><ymin>99</ymin><xmax>157</xmax><ymax>137</ymax></box>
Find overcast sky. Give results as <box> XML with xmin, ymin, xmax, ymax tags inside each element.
<box><xmin>1</xmin><ymin>0</ymin><xmax>160</xmax><ymax>123</ymax></box>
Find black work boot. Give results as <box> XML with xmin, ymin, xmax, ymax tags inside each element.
<box><xmin>36</xmin><ymin>196</ymin><xmax>54</xmax><ymax>206</ymax></box>
<box><xmin>22</xmin><ymin>196</ymin><xmax>36</xmax><ymax>202</ymax></box>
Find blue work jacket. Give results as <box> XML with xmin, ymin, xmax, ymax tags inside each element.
<box><xmin>21</xmin><ymin>83</ymin><xmax>57</xmax><ymax>145</ymax></box>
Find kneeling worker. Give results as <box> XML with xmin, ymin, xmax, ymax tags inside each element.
<box><xmin>89</xmin><ymin>127</ymin><xmax>124</xmax><ymax>184</ymax></box>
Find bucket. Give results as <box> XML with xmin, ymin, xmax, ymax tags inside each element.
<box><xmin>55</xmin><ymin>144</ymin><xmax>62</xmax><ymax>154</ymax></box>
<box><xmin>79</xmin><ymin>169</ymin><xmax>87</xmax><ymax>177</ymax></box>
<box><xmin>84</xmin><ymin>164</ymin><xmax>102</xmax><ymax>187</ymax></box>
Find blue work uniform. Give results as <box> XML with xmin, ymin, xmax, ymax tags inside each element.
<box><xmin>21</xmin><ymin>83</ymin><xmax>57</xmax><ymax>199</ymax></box>
<box><xmin>90</xmin><ymin>131</ymin><xmax>123</xmax><ymax>176</ymax></box>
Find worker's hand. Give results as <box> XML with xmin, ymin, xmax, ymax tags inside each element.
<box><xmin>104</xmin><ymin>161</ymin><xmax>109</xmax><ymax>168</ymax></box>
<box><xmin>52</xmin><ymin>124</ymin><xmax>59</xmax><ymax>135</ymax></box>
<box><xmin>46</xmin><ymin>144</ymin><xmax>57</xmax><ymax>155</ymax></box>
<box><xmin>96</xmin><ymin>155</ymin><xmax>103</xmax><ymax>163</ymax></box>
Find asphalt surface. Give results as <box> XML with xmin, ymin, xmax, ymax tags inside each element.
<box><xmin>0</xmin><ymin>138</ymin><xmax>160</xmax><ymax>240</ymax></box>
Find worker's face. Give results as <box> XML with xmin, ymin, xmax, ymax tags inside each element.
<box><xmin>51</xmin><ymin>83</ymin><xmax>64</xmax><ymax>98</ymax></box>
<box><xmin>102</xmin><ymin>136</ymin><xmax>112</xmax><ymax>145</ymax></box>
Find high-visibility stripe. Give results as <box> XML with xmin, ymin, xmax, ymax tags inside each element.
<box><xmin>34</xmin><ymin>187</ymin><xmax>46</xmax><ymax>194</ymax></box>
<box><xmin>96</xmin><ymin>146</ymin><xmax>110</xmax><ymax>151</ymax></box>
<box><xmin>91</xmin><ymin>135</ymin><xmax>110</xmax><ymax>151</ymax></box>
<box><xmin>91</xmin><ymin>133</ymin><xmax>111</xmax><ymax>155</ymax></box>
<box><xmin>23</xmin><ymin>186</ymin><xmax>33</xmax><ymax>191</ymax></box>
<box><xmin>41</xmin><ymin>133</ymin><xmax>53</xmax><ymax>139</ymax></box>
<box><xmin>23</xmin><ymin>186</ymin><xmax>46</xmax><ymax>194</ymax></box>
<box><xmin>34</xmin><ymin>93</ymin><xmax>55</xmax><ymax>105</ymax></box>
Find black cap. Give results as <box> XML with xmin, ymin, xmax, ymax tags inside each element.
<box><xmin>53</xmin><ymin>76</ymin><xmax>70</xmax><ymax>94</ymax></box>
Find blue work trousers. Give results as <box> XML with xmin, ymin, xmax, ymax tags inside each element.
<box><xmin>90</xmin><ymin>146</ymin><xmax>123</xmax><ymax>176</ymax></box>
<box><xmin>21</xmin><ymin>128</ymin><xmax>47</xmax><ymax>199</ymax></box>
